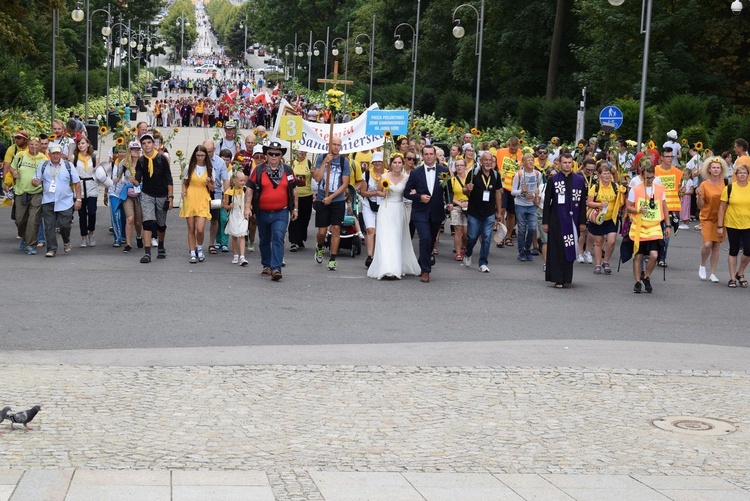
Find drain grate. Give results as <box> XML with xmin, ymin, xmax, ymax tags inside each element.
<box><xmin>651</xmin><ymin>416</ymin><xmax>737</xmax><ymax>436</ymax></box>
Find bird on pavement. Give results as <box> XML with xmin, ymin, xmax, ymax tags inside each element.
<box><xmin>8</xmin><ymin>406</ymin><xmax>41</xmax><ymax>431</ymax></box>
<box><xmin>0</xmin><ymin>406</ymin><xmax>11</xmax><ymax>434</ymax></box>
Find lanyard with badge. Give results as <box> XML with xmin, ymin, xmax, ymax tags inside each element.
<box><xmin>481</xmin><ymin>172</ymin><xmax>492</xmax><ymax>201</ymax></box>
<box><xmin>48</xmin><ymin>163</ymin><xmax>63</xmax><ymax>193</ymax></box>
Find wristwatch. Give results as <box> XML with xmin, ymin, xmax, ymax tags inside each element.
<box><xmin>75</xmin><ymin>198</ymin><xmax>82</xmax><ymax>202</ymax></box>
<box><xmin>168</xmin><ymin>195</ymin><xmax>174</xmax><ymax>199</ymax></box>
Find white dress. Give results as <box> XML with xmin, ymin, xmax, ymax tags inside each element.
<box><xmin>367</xmin><ymin>173</ymin><xmax>421</xmax><ymax>280</ymax></box>
<box><xmin>225</xmin><ymin>189</ymin><xmax>248</xmax><ymax>237</ymax></box>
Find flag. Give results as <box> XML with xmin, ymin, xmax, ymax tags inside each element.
<box><xmin>223</xmin><ymin>88</ymin><xmax>238</xmax><ymax>103</ymax></box>
<box><xmin>254</xmin><ymin>92</ymin><xmax>269</xmax><ymax>104</ymax></box>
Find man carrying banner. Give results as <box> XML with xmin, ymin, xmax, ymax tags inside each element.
<box><xmin>312</xmin><ymin>136</ymin><xmax>350</xmax><ymax>271</ymax></box>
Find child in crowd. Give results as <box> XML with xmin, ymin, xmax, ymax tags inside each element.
<box><xmin>223</xmin><ymin>171</ymin><xmax>249</xmax><ymax>266</ymax></box>
<box><xmin>679</xmin><ymin>169</ymin><xmax>694</xmax><ymax>230</ymax></box>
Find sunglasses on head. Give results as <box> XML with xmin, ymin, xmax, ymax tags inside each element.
<box><xmin>266</xmin><ymin>151</ymin><xmax>282</xmax><ymax>157</ymax></box>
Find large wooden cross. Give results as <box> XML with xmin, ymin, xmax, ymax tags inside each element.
<box><xmin>317</xmin><ymin>61</ymin><xmax>354</xmax><ymax>197</ymax></box>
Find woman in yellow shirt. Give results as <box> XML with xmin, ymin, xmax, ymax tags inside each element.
<box><xmin>450</xmin><ymin>158</ymin><xmax>469</xmax><ymax>261</ymax></box>
<box><xmin>288</xmin><ymin>148</ymin><xmax>313</xmax><ymax>252</ymax></box>
<box><xmin>585</xmin><ymin>162</ymin><xmax>622</xmax><ymax>275</ymax></box>
<box><xmin>718</xmin><ymin>163</ymin><xmax>750</xmax><ymax>287</ymax></box>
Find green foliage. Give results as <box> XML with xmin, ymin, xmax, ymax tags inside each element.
<box><xmin>656</xmin><ymin>94</ymin><xmax>711</xmax><ymax>142</ymax></box>
<box><xmin>0</xmin><ymin>56</ymin><xmax>44</xmax><ymax>110</ymax></box>
<box><xmin>608</xmin><ymin>98</ymin><xmax>656</xmax><ymax>143</ymax></box>
<box><xmin>434</xmin><ymin>90</ymin><xmax>475</xmax><ymax>125</ymax></box>
<box><xmin>711</xmin><ymin>114</ymin><xmax>750</xmax><ymax>154</ymax></box>
<box><xmin>517</xmin><ymin>97</ymin><xmax>545</xmax><ymax>137</ymax></box>
<box><xmin>680</xmin><ymin>125</ymin><xmax>709</xmax><ymax>152</ymax></box>
<box><xmin>537</xmin><ymin>98</ymin><xmax>577</xmax><ymax>142</ymax></box>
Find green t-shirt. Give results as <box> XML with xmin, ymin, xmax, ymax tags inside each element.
<box><xmin>11</xmin><ymin>152</ymin><xmax>45</xmax><ymax>195</ymax></box>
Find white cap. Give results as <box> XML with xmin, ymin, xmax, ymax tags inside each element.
<box><xmin>371</xmin><ymin>151</ymin><xmax>384</xmax><ymax>162</ymax></box>
<box><xmin>667</xmin><ymin>129</ymin><xmax>678</xmax><ymax>140</ymax></box>
<box><xmin>252</xmin><ymin>144</ymin><xmax>264</xmax><ymax>156</ymax></box>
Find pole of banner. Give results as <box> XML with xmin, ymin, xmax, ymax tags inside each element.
<box><xmin>317</xmin><ymin>60</ymin><xmax>353</xmax><ymax>198</ymax></box>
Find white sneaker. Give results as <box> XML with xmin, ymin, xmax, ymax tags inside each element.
<box><xmin>231</xmin><ymin>254</ymin><xmax>239</xmax><ymax>264</ymax></box>
<box><xmin>679</xmin><ymin>224</ymin><xmax>690</xmax><ymax>230</ymax></box>
<box><xmin>699</xmin><ymin>266</ymin><xmax>707</xmax><ymax>280</ymax></box>
<box><xmin>479</xmin><ymin>264</ymin><xmax>490</xmax><ymax>273</ymax></box>
<box><xmin>87</xmin><ymin>235</ymin><xmax>96</xmax><ymax>247</ymax></box>
<box><xmin>577</xmin><ymin>253</ymin><xmax>585</xmax><ymax>263</ymax></box>
<box><xmin>151</xmin><ymin>238</ymin><xmax>158</xmax><ymax>247</ymax></box>
<box><xmin>709</xmin><ymin>274</ymin><xmax>720</xmax><ymax>283</ymax></box>
<box><xmin>462</xmin><ymin>255</ymin><xmax>472</xmax><ymax>267</ymax></box>
<box><xmin>584</xmin><ymin>251</ymin><xmax>593</xmax><ymax>264</ymax></box>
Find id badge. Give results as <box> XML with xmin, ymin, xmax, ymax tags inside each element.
<box><xmin>133</xmin><ymin>185</ymin><xmax>141</xmax><ymax>194</ymax></box>
<box><xmin>482</xmin><ymin>190</ymin><xmax>490</xmax><ymax>202</ymax></box>
<box><xmin>49</xmin><ymin>180</ymin><xmax>56</xmax><ymax>194</ymax></box>
<box><xmin>557</xmin><ymin>192</ymin><xmax>565</xmax><ymax>205</ymax></box>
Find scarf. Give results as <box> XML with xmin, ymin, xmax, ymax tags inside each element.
<box><xmin>78</xmin><ymin>154</ymin><xmax>91</xmax><ymax>173</ymax></box>
<box><xmin>553</xmin><ymin>171</ymin><xmax>585</xmax><ymax>263</ymax></box>
<box><xmin>143</xmin><ymin>151</ymin><xmax>157</xmax><ymax>177</ymax></box>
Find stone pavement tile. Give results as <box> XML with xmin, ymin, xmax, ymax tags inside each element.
<box><xmin>495</xmin><ymin>474</ymin><xmax>574</xmax><ymax>500</ymax></box>
<box><xmin>0</xmin><ymin>486</ymin><xmax>14</xmax><ymax>501</ymax></box>
<box><xmin>542</xmin><ymin>475</ymin><xmax>670</xmax><ymax>501</ymax></box>
<box><xmin>633</xmin><ymin>475</ymin><xmax>746</xmax><ymax>490</ymax></box>
<box><xmin>9</xmin><ymin>470</ymin><xmax>73</xmax><ymax>501</ymax></box>
<box><xmin>71</xmin><ymin>470</ymin><xmax>169</xmax><ymax>486</ymax></box>
<box><xmin>172</xmin><ymin>470</ymin><xmax>268</xmax><ymax>486</ymax></box>
<box><xmin>64</xmin><ymin>485</ymin><xmax>171</xmax><ymax>501</ymax></box>
<box><xmin>403</xmin><ymin>472</ymin><xmax>524</xmax><ymax>501</ymax></box>
<box><xmin>172</xmin><ymin>485</ymin><xmax>275</xmax><ymax>501</ymax></box>
<box><xmin>310</xmin><ymin>471</ymin><xmax>423</xmax><ymax>501</ymax></box>
<box><xmin>0</xmin><ymin>472</ymin><xmax>22</xmax><ymax>485</ymax></box>
<box><xmin>658</xmin><ymin>490</ymin><xmax>750</xmax><ymax>501</ymax></box>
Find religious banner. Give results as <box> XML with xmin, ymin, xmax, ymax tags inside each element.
<box><xmin>272</xmin><ymin>98</ymin><xmax>385</xmax><ymax>154</ymax></box>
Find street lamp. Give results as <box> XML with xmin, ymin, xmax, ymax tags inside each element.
<box><xmin>285</xmin><ymin>43</ymin><xmax>296</xmax><ymax>81</ymax></box>
<box><xmin>353</xmin><ymin>15</ymin><xmax>376</xmax><ymax>107</ymax></box>
<box><xmin>111</xmin><ymin>16</ymin><xmax>130</xmax><ymax>104</ymax></box>
<box><xmin>452</xmin><ymin>0</ymin><xmax>485</xmax><ymax>129</ymax></box>
<box><xmin>176</xmin><ymin>13</ymin><xmax>190</xmax><ymax>74</ymax></box>
<box><xmin>609</xmin><ymin>0</ymin><xmax>651</xmax><ymax>152</ymax></box>
<box><xmin>732</xmin><ymin>0</ymin><xmax>743</xmax><ymax>14</ymax></box>
<box><xmin>297</xmin><ymin>40</ymin><xmax>311</xmax><ymax>93</ymax></box>
<box><xmin>239</xmin><ymin>15</ymin><xmax>248</xmax><ymax>60</ymax></box>
<box><xmin>312</xmin><ymin>39</ymin><xmax>328</xmax><ymax>89</ymax></box>
<box><xmin>394</xmin><ymin>0</ymin><xmax>421</xmax><ymax>119</ymax></box>
<box><xmin>72</xmin><ymin>1</ymin><xmax>112</xmax><ymax>122</ymax></box>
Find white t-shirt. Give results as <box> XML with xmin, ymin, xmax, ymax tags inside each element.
<box><xmin>627</xmin><ymin>182</ymin><xmax>667</xmax><ymax>203</ymax></box>
<box><xmin>628</xmin><ymin>175</ymin><xmax>662</xmax><ymax>189</ymax></box>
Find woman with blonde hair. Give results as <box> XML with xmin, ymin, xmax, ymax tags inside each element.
<box><xmin>696</xmin><ymin>156</ymin><xmax>727</xmax><ymax>282</ymax></box>
<box><xmin>717</xmin><ymin>161</ymin><xmax>750</xmax><ymax>287</ymax></box>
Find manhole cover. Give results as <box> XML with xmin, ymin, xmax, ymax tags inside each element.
<box><xmin>651</xmin><ymin>416</ymin><xmax>737</xmax><ymax>436</ymax></box>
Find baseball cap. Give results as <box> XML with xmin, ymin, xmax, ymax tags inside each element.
<box><xmin>48</xmin><ymin>144</ymin><xmax>62</xmax><ymax>153</ymax></box>
<box><xmin>371</xmin><ymin>152</ymin><xmax>384</xmax><ymax>162</ymax></box>
<box><xmin>139</xmin><ymin>133</ymin><xmax>155</xmax><ymax>143</ymax></box>
<box><xmin>252</xmin><ymin>145</ymin><xmax>264</xmax><ymax>156</ymax></box>
<box><xmin>128</xmin><ymin>141</ymin><xmax>142</xmax><ymax>150</ymax></box>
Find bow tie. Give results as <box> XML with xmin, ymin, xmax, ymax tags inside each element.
<box><xmin>426</xmin><ymin>167</ymin><xmax>435</xmax><ymax>172</ymax></box>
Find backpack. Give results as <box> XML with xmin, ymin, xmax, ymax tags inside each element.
<box><xmin>251</xmin><ymin>162</ymin><xmax>296</xmax><ymax>214</ymax></box>
<box><xmin>40</xmin><ymin>159</ymin><xmax>76</xmax><ymax>190</ymax></box>
<box><xmin>726</xmin><ymin>179</ymin><xmax>733</xmax><ymax>204</ymax></box>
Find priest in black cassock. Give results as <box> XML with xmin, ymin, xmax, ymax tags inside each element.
<box><xmin>542</xmin><ymin>153</ymin><xmax>588</xmax><ymax>288</ymax></box>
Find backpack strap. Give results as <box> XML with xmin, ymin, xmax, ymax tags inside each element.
<box><xmin>727</xmin><ymin>182</ymin><xmax>732</xmax><ymax>204</ymax></box>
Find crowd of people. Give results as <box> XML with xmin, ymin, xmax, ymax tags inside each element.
<box><xmin>3</xmin><ymin>107</ymin><xmax>750</xmax><ymax>290</ymax></box>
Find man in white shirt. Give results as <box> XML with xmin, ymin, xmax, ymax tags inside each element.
<box><xmin>663</xmin><ymin>130</ymin><xmax>682</xmax><ymax>166</ymax></box>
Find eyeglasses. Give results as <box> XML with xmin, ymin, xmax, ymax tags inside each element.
<box><xmin>195</xmin><ymin>153</ymin><xmax>207</xmax><ymax>157</ymax></box>
<box><xmin>663</xmin><ymin>155</ymin><xmax>674</xmax><ymax>159</ymax></box>
<box><xmin>644</xmin><ymin>176</ymin><xmax>655</xmax><ymax>181</ymax></box>
<box><xmin>405</xmin><ymin>156</ymin><xmax>416</xmax><ymax>161</ymax></box>
<box><xmin>266</xmin><ymin>152</ymin><xmax>282</xmax><ymax>157</ymax></box>
<box><xmin>253</xmin><ymin>154</ymin><xmax>265</xmax><ymax>158</ymax></box>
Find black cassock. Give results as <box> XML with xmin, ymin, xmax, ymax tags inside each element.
<box><xmin>542</xmin><ymin>172</ymin><xmax>588</xmax><ymax>285</ymax></box>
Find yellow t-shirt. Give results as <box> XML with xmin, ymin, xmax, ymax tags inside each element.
<box><xmin>292</xmin><ymin>158</ymin><xmax>313</xmax><ymax>197</ymax></box>
<box><xmin>593</xmin><ymin>183</ymin><xmax>616</xmax><ymax>222</ymax></box>
<box><xmin>451</xmin><ymin>175</ymin><xmax>469</xmax><ymax>202</ymax></box>
<box><xmin>721</xmin><ymin>182</ymin><xmax>750</xmax><ymax>230</ymax></box>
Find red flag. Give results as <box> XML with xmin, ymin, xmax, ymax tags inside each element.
<box><xmin>253</xmin><ymin>93</ymin><xmax>268</xmax><ymax>104</ymax></box>
<box><xmin>223</xmin><ymin>88</ymin><xmax>238</xmax><ymax>103</ymax></box>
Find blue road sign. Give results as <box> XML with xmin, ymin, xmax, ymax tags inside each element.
<box><xmin>366</xmin><ymin>110</ymin><xmax>409</xmax><ymax>136</ymax></box>
<box><xmin>599</xmin><ymin>106</ymin><xmax>623</xmax><ymax>130</ymax></box>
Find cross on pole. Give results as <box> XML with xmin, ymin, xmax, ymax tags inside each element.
<box><xmin>317</xmin><ymin>61</ymin><xmax>354</xmax><ymax>197</ymax></box>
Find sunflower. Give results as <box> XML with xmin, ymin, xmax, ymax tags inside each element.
<box><xmin>350</xmin><ymin>111</ymin><xmax>358</xmax><ymax>119</ymax></box>
<box><xmin>470</xmin><ymin>128</ymin><xmax>478</xmax><ymax>134</ymax></box>
<box><xmin>236</xmin><ymin>155</ymin><xmax>244</xmax><ymax>163</ymax></box>
<box><xmin>520</xmin><ymin>129</ymin><xmax>526</xmax><ymax>135</ymax></box>
<box><xmin>411</xmin><ymin>124</ymin><xmax>417</xmax><ymax>131</ymax></box>
<box><xmin>36</xmin><ymin>121</ymin><xmax>44</xmax><ymax>129</ymax></box>
<box><xmin>115</xmin><ymin>137</ymin><xmax>125</xmax><ymax>146</ymax></box>
<box><xmin>99</xmin><ymin>126</ymin><xmax>108</xmax><ymax>134</ymax></box>
<box><xmin>384</xmin><ymin>130</ymin><xmax>392</xmax><ymax>139</ymax></box>
<box><xmin>609</xmin><ymin>133</ymin><xmax>616</xmax><ymax>139</ymax></box>
<box><xmin>413</xmin><ymin>120</ymin><xmax>419</xmax><ymax>126</ymax></box>
<box><xmin>519</xmin><ymin>139</ymin><xmax>525</xmax><ymax>146</ymax></box>
<box><xmin>381</xmin><ymin>178</ymin><xmax>390</xmax><ymax>190</ymax></box>
<box><xmin>600</xmin><ymin>131</ymin><xmax>606</xmax><ymax>137</ymax></box>
<box><xmin>448</xmin><ymin>126</ymin><xmax>455</xmax><ymax>134</ymax></box>
<box><xmin>124</xmin><ymin>130</ymin><xmax>130</xmax><ymax>136</ymax></box>
<box><xmin>262</xmin><ymin>132</ymin><xmax>268</xmax><ymax>138</ymax></box>
<box><xmin>681</xmin><ymin>138</ymin><xmax>687</xmax><ymax>145</ymax></box>
<box><xmin>551</xmin><ymin>137</ymin><xmax>559</xmax><ymax>145</ymax></box>
<box><xmin>217</xmin><ymin>121</ymin><xmax>224</xmax><ymax>128</ymax></box>
<box><xmin>117</xmin><ymin>122</ymin><xmax>123</xmax><ymax>127</ymax></box>
<box><xmin>439</xmin><ymin>172</ymin><xmax>449</xmax><ymax>181</ymax></box>
<box><xmin>474</xmin><ymin>130</ymin><xmax>481</xmax><ymax>138</ymax></box>
<box><xmin>648</xmin><ymin>140</ymin><xmax>655</xmax><ymax>150</ymax></box>
<box><xmin>458</xmin><ymin>127</ymin><xmax>464</xmax><ymax>132</ymax></box>
<box><xmin>21</xmin><ymin>114</ymin><xmax>27</xmax><ymax>120</ymax></box>
<box><xmin>49</xmin><ymin>133</ymin><xmax>57</xmax><ymax>141</ymax></box>
<box><xmin>695</xmin><ymin>141</ymin><xmax>703</xmax><ymax>151</ymax></box>
<box><xmin>174</xmin><ymin>128</ymin><xmax>179</xmax><ymax>133</ymax></box>
<box><xmin>176</xmin><ymin>150</ymin><xmax>183</xmax><ymax>157</ymax></box>
<box><xmin>252</xmin><ymin>128</ymin><xmax>258</xmax><ymax>135</ymax></box>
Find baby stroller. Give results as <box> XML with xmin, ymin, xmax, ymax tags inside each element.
<box><xmin>326</xmin><ymin>185</ymin><xmax>362</xmax><ymax>258</ymax></box>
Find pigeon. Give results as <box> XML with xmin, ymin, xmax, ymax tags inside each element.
<box><xmin>0</xmin><ymin>406</ymin><xmax>11</xmax><ymax>434</ymax></box>
<box><xmin>8</xmin><ymin>406</ymin><xmax>41</xmax><ymax>431</ymax></box>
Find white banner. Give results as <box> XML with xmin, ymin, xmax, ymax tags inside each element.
<box><xmin>272</xmin><ymin>99</ymin><xmax>385</xmax><ymax>154</ymax></box>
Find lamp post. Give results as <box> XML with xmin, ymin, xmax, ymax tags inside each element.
<box><xmin>111</xmin><ymin>16</ymin><xmax>129</xmax><ymax>104</ymax></box>
<box><xmin>71</xmin><ymin>1</ymin><xmax>112</xmax><ymax>122</ymax></box>
<box><xmin>176</xmin><ymin>12</ymin><xmax>190</xmax><ymax>75</ymax></box>
<box><xmin>452</xmin><ymin>0</ymin><xmax>484</xmax><ymax>129</ymax></box>
<box><xmin>609</xmin><ymin>0</ymin><xmax>650</xmax><ymax>152</ymax></box>
<box><xmin>312</xmin><ymin>39</ymin><xmax>328</xmax><ymax>90</ymax></box>
<box><xmin>129</xmin><ymin>30</ymin><xmax>136</xmax><ymax>99</ymax></box>
<box><xmin>285</xmin><ymin>42</ymin><xmax>296</xmax><ymax>82</ymax></box>
<box><xmin>297</xmin><ymin>41</ymin><xmax>311</xmax><ymax>94</ymax></box>
<box><xmin>239</xmin><ymin>15</ymin><xmax>248</xmax><ymax>62</ymax></box>
<box><xmin>51</xmin><ymin>8</ymin><xmax>60</xmax><ymax>125</ymax></box>
<box><xmin>394</xmin><ymin>0</ymin><xmax>421</xmax><ymax>119</ymax></box>
<box><xmin>355</xmin><ymin>15</ymin><xmax>376</xmax><ymax>107</ymax></box>
<box><xmin>331</xmin><ymin>27</ymin><xmax>350</xmax><ymax>111</ymax></box>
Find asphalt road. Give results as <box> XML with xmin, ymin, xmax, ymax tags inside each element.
<box><xmin>1</xmin><ymin>210</ymin><xmax>745</xmax><ymax>353</ymax></box>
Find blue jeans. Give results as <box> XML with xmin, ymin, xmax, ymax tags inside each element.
<box><xmin>465</xmin><ymin>214</ymin><xmax>495</xmax><ymax>267</ymax></box>
<box><xmin>257</xmin><ymin>208</ymin><xmax>289</xmax><ymax>271</ymax></box>
<box><xmin>515</xmin><ymin>204</ymin><xmax>537</xmax><ymax>253</ymax></box>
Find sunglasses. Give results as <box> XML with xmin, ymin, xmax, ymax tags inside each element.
<box><xmin>405</xmin><ymin>156</ymin><xmax>416</xmax><ymax>161</ymax></box>
<box><xmin>266</xmin><ymin>152</ymin><xmax>282</xmax><ymax>157</ymax></box>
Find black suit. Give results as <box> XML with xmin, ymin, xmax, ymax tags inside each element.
<box><xmin>404</xmin><ymin>164</ymin><xmax>453</xmax><ymax>273</ymax></box>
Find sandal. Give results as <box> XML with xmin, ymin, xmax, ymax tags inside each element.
<box><xmin>496</xmin><ymin>241</ymin><xmax>504</xmax><ymax>248</ymax></box>
<box><xmin>728</xmin><ymin>279</ymin><xmax>737</xmax><ymax>288</ymax></box>
<box><xmin>593</xmin><ymin>265</ymin><xmax>602</xmax><ymax>275</ymax></box>
<box><xmin>209</xmin><ymin>246</ymin><xmax>218</xmax><ymax>254</ymax></box>
<box><xmin>554</xmin><ymin>283</ymin><xmax>564</xmax><ymax>289</ymax></box>
<box><xmin>504</xmin><ymin>238</ymin><xmax>514</xmax><ymax>247</ymax></box>
<box><xmin>736</xmin><ymin>274</ymin><xmax>748</xmax><ymax>288</ymax></box>
<box><xmin>602</xmin><ymin>262</ymin><xmax>612</xmax><ymax>275</ymax></box>
<box><xmin>454</xmin><ymin>253</ymin><xmax>463</xmax><ymax>261</ymax></box>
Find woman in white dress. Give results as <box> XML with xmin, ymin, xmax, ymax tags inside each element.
<box><xmin>367</xmin><ymin>153</ymin><xmax>421</xmax><ymax>280</ymax></box>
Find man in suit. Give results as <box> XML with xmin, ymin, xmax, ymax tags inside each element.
<box><xmin>404</xmin><ymin>145</ymin><xmax>453</xmax><ymax>283</ymax></box>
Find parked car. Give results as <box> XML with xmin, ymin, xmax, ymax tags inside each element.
<box><xmin>257</xmin><ymin>49</ymin><xmax>265</xmax><ymax>57</ymax></box>
<box><xmin>248</xmin><ymin>48</ymin><xmax>254</xmax><ymax>54</ymax></box>
<box><xmin>196</xmin><ymin>64</ymin><xmax>218</xmax><ymax>73</ymax></box>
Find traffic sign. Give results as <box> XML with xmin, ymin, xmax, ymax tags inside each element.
<box><xmin>599</xmin><ymin>106</ymin><xmax>623</xmax><ymax>130</ymax></box>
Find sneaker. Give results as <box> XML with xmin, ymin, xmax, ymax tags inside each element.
<box><xmin>239</xmin><ymin>256</ymin><xmax>248</xmax><ymax>267</ymax></box>
<box><xmin>197</xmin><ymin>251</ymin><xmax>206</xmax><ymax>262</ymax></box>
<box><xmin>709</xmin><ymin>274</ymin><xmax>719</xmax><ymax>283</ymax></box>
<box><xmin>19</xmin><ymin>241</ymin><xmax>26</xmax><ymax>251</ymax></box>
<box><xmin>365</xmin><ymin>255</ymin><xmax>373</xmax><ymax>268</ymax></box>
<box><xmin>123</xmin><ymin>245</ymin><xmax>132</xmax><ymax>253</ymax></box>
<box><xmin>584</xmin><ymin>251</ymin><xmax>593</xmax><ymax>264</ymax></box>
<box><xmin>271</xmin><ymin>269</ymin><xmax>283</xmax><ymax>281</ymax></box>
<box><xmin>315</xmin><ymin>246</ymin><xmax>325</xmax><ymax>264</ymax></box>
<box><xmin>64</xmin><ymin>242</ymin><xmax>72</xmax><ymax>253</ymax></box>
<box><xmin>328</xmin><ymin>259</ymin><xmax>337</xmax><ymax>271</ymax></box>
<box><xmin>248</xmin><ymin>243</ymin><xmax>255</xmax><ymax>252</ymax></box>
<box><xmin>543</xmin><ymin>264</ymin><xmax>546</xmax><ymax>272</ymax></box>
<box><xmin>678</xmin><ymin>224</ymin><xmax>690</xmax><ymax>230</ymax></box>
<box><xmin>112</xmin><ymin>242</ymin><xmax>120</xmax><ymax>248</ymax></box>
<box><xmin>136</xmin><ymin>237</ymin><xmax>144</xmax><ymax>249</ymax></box>
<box><xmin>463</xmin><ymin>255</ymin><xmax>472</xmax><ymax>267</ymax></box>
<box><xmin>282</xmin><ymin>259</ymin><xmax>286</xmax><ymax>267</ymax></box>
<box><xmin>525</xmin><ymin>251</ymin><xmax>533</xmax><ymax>261</ymax></box>
<box><xmin>699</xmin><ymin>266</ymin><xmax>707</xmax><ymax>280</ymax></box>
<box><xmin>657</xmin><ymin>260</ymin><xmax>667</xmax><ymax>268</ymax></box>
<box><xmin>157</xmin><ymin>248</ymin><xmax>166</xmax><ymax>259</ymax></box>
<box><xmin>25</xmin><ymin>248</ymin><xmax>36</xmax><ymax>255</ymax></box>
<box><xmin>88</xmin><ymin>235</ymin><xmax>96</xmax><ymax>247</ymax></box>
<box><xmin>643</xmin><ymin>276</ymin><xmax>653</xmax><ymax>293</ymax></box>
<box><xmin>479</xmin><ymin>264</ymin><xmax>490</xmax><ymax>273</ymax></box>
<box><xmin>531</xmin><ymin>248</ymin><xmax>540</xmax><ymax>256</ymax></box>
<box><xmin>232</xmin><ymin>254</ymin><xmax>239</xmax><ymax>264</ymax></box>
<box><xmin>577</xmin><ymin>253</ymin><xmax>585</xmax><ymax>263</ymax></box>
<box><xmin>189</xmin><ymin>255</ymin><xmax>197</xmax><ymax>263</ymax></box>
<box><xmin>151</xmin><ymin>238</ymin><xmax>158</xmax><ymax>247</ymax></box>
<box><xmin>261</xmin><ymin>267</ymin><xmax>271</xmax><ymax>276</ymax></box>
<box><xmin>140</xmin><ymin>254</ymin><xmax>151</xmax><ymax>263</ymax></box>
<box><xmin>221</xmin><ymin>245</ymin><xmax>229</xmax><ymax>253</ymax></box>
<box><xmin>290</xmin><ymin>243</ymin><xmax>299</xmax><ymax>252</ymax></box>
<box><xmin>80</xmin><ymin>240</ymin><xmax>87</xmax><ymax>248</ymax></box>
<box><xmin>633</xmin><ymin>281</ymin><xmax>642</xmax><ymax>293</ymax></box>
<box><xmin>45</xmin><ymin>250</ymin><xmax>56</xmax><ymax>258</ymax></box>
<box><xmin>517</xmin><ymin>253</ymin><xmax>526</xmax><ymax>262</ymax></box>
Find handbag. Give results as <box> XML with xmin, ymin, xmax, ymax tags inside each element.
<box><xmin>587</xmin><ymin>207</ymin><xmax>605</xmax><ymax>225</ymax></box>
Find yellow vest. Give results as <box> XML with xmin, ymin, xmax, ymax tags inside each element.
<box><xmin>497</xmin><ymin>148</ymin><xmax>523</xmax><ymax>190</ymax></box>
<box><xmin>629</xmin><ymin>183</ymin><xmax>665</xmax><ymax>242</ymax></box>
<box><xmin>655</xmin><ymin>165</ymin><xmax>683</xmax><ymax>212</ymax></box>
